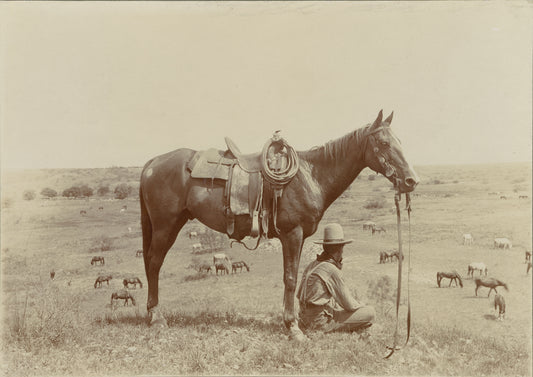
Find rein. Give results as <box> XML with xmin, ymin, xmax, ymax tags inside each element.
<box><xmin>384</xmin><ymin>181</ymin><xmax>412</xmax><ymax>359</ymax></box>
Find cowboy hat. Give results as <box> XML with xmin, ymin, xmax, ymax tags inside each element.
<box><xmin>314</xmin><ymin>223</ymin><xmax>353</xmax><ymax>245</ymax></box>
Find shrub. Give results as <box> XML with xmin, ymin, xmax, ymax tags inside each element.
<box><xmin>79</xmin><ymin>184</ymin><xmax>93</xmax><ymax>197</ymax></box>
<box><xmin>22</xmin><ymin>190</ymin><xmax>36</xmax><ymax>201</ymax></box>
<box><xmin>97</xmin><ymin>185</ymin><xmax>110</xmax><ymax>196</ymax></box>
<box><xmin>62</xmin><ymin>186</ymin><xmax>81</xmax><ymax>198</ymax></box>
<box><xmin>197</xmin><ymin>229</ymin><xmax>227</xmax><ymax>252</ymax></box>
<box><xmin>40</xmin><ymin>187</ymin><xmax>57</xmax><ymax>198</ymax></box>
<box><xmin>363</xmin><ymin>198</ymin><xmax>387</xmax><ymax>209</ymax></box>
<box><xmin>114</xmin><ymin>183</ymin><xmax>133</xmax><ymax>199</ymax></box>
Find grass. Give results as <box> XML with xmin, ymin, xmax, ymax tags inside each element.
<box><xmin>1</xmin><ymin>162</ymin><xmax>532</xmax><ymax>376</ymax></box>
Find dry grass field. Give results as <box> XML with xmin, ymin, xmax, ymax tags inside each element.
<box><xmin>1</xmin><ymin>162</ymin><xmax>531</xmax><ymax>376</ymax></box>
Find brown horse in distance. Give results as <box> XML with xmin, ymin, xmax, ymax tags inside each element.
<box><xmin>475</xmin><ymin>277</ymin><xmax>508</xmax><ymax>297</ymax></box>
<box><xmin>139</xmin><ymin>110</ymin><xmax>419</xmax><ymax>338</ymax></box>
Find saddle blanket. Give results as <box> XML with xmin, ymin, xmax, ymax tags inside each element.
<box><xmin>188</xmin><ymin>149</ymin><xmax>234</xmax><ymax>181</ymax></box>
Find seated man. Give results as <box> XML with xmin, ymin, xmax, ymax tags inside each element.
<box><xmin>297</xmin><ymin>223</ymin><xmax>375</xmax><ymax>333</ymax></box>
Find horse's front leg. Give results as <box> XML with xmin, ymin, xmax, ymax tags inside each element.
<box><xmin>279</xmin><ymin>226</ymin><xmax>306</xmax><ymax>341</ymax></box>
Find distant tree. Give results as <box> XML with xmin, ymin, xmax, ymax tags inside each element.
<box><xmin>114</xmin><ymin>183</ymin><xmax>133</xmax><ymax>199</ymax></box>
<box><xmin>97</xmin><ymin>185</ymin><xmax>110</xmax><ymax>196</ymax></box>
<box><xmin>62</xmin><ymin>186</ymin><xmax>82</xmax><ymax>198</ymax></box>
<box><xmin>40</xmin><ymin>187</ymin><xmax>58</xmax><ymax>198</ymax></box>
<box><xmin>79</xmin><ymin>184</ymin><xmax>93</xmax><ymax>197</ymax></box>
<box><xmin>23</xmin><ymin>190</ymin><xmax>36</xmax><ymax>201</ymax></box>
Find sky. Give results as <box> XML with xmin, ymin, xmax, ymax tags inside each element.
<box><xmin>1</xmin><ymin>1</ymin><xmax>532</xmax><ymax>170</ymax></box>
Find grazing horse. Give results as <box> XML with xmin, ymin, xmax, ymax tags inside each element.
<box><xmin>462</xmin><ymin>233</ymin><xmax>474</xmax><ymax>245</ymax></box>
<box><xmin>80</xmin><ymin>210</ymin><xmax>87</xmax><ymax>215</ymax></box>
<box><xmin>139</xmin><ymin>110</ymin><xmax>419</xmax><ymax>337</ymax></box>
<box><xmin>94</xmin><ymin>275</ymin><xmax>112</xmax><ymax>288</ymax></box>
<box><xmin>468</xmin><ymin>262</ymin><xmax>487</xmax><ymax>277</ymax></box>
<box><xmin>372</xmin><ymin>226</ymin><xmax>386</xmax><ymax>236</ymax></box>
<box><xmin>111</xmin><ymin>290</ymin><xmax>136</xmax><ymax>306</ymax></box>
<box><xmin>123</xmin><ymin>277</ymin><xmax>143</xmax><ymax>289</ymax></box>
<box><xmin>379</xmin><ymin>250</ymin><xmax>390</xmax><ymax>264</ymax></box>
<box><xmin>198</xmin><ymin>263</ymin><xmax>212</xmax><ymax>273</ymax></box>
<box><xmin>91</xmin><ymin>256</ymin><xmax>105</xmax><ymax>266</ymax></box>
<box><xmin>188</xmin><ymin>231</ymin><xmax>198</xmax><ymax>239</ymax></box>
<box><xmin>98</xmin><ymin>206</ymin><xmax>104</xmax><ymax>210</ymax></box>
<box><xmin>437</xmin><ymin>271</ymin><xmax>463</xmax><ymax>288</ymax></box>
<box><xmin>494</xmin><ymin>238</ymin><xmax>512</xmax><ymax>249</ymax></box>
<box><xmin>363</xmin><ymin>221</ymin><xmax>376</xmax><ymax>231</ymax></box>
<box><xmin>136</xmin><ymin>249</ymin><xmax>143</xmax><ymax>257</ymax></box>
<box><xmin>231</xmin><ymin>261</ymin><xmax>250</xmax><ymax>273</ymax></box>
<box><xmin>213</xmin><ymin>253</ymin><xmax>231</xmax><ymax>275</ymax></box>
<box><xmin>389</xmin><ymin>250</ymin><xmax>403</xmax><ymax>262</ymax></box>
<box><xmin>493</xmin><ymin>293</ymin><xmax>506</xmax><ymax>321</ymax></box>
<box><xmin>525</xmin><ymin>251</ymin><xmax>531</xmax><ymax>263</ymax></box>
<box><xmin>527</xmin><ymin>261</ymin><xmax>532</xmax><ymax>275</ymax></box>
<box><xmin>474</xmin><ymin>277</ymin><xmax>508</xmax><ymax>297</ymax></box>
<box><xmin>191</xmin><ymin>243</ymin><xmax>203</xmax><ymax>253</ymax></box>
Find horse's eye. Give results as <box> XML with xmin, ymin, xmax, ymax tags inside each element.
<box><xmin>381</xmin><ymin>141</ymin><xmax>389</xmax><ymax>147</ymax></box>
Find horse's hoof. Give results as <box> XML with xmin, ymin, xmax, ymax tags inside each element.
<box><xmin>288</xmin><ymin>325</ymin><xmax>307</xmax><ymax>342</ymax></box>
<box><xmin>148</xmin><ymin>308</ymin><xmax>168</xmax><ymax>328</ymax></box>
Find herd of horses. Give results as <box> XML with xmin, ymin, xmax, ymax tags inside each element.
<box><xmin>430</xmin><ymin>250</ymin><xmax>533</xmax><ymax>321</ymax></box>
<box><xmin>90</xmin><ymin>250</ymin><xmax>144</xmax><ymax>308</ymax></box>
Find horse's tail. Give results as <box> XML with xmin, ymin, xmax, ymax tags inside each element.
<box><xmin>244</xmin><ymin>262</ymin><xmax>250</xmax><ymax>271</ymax></box>
<box><xmin>436</xmin><ymin>272</ymin><xmax>441</xmax><ymax>287</ymax></box>
<box><xmin>130</xmin><ymin>295</ymin><xmax>136</xmax><ymax>306</ymax></box>
<box><xmin>111</xmin><ymin>294</ymin><xmax>115</xmax><ymax>306</ymax></box>
<box><xmin>94</xmin><ymin>279</ymin><xmax>98</xmax><ymax>289</ymax></box>
<box><xmin>139</xmin><ymin>180</ymin><xmax>152</xmax><ymax>280</ymax></box>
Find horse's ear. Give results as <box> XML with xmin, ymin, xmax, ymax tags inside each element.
<box><xmin>384</xmin><ymin>111</ymin><xmax>394</xmax><ymax>125</ymax></box>
<box><xmin>371</xmin><ymin>110</ymin><xmax>383</xmax><ymax>129</ymax></box>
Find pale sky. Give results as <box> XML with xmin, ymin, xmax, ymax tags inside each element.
<box><xmin>1</xmin><ymin>1</ymin><xmax>531</xmax><ymax>169</ymax></box>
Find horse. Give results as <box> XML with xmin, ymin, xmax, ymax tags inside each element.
<box><xmin>98</xmin><ymin>206</ymin><xmax>104</xmax><ymax>210</ymax></box>
<box><xmin>437</xmin><ymin>271</ymin><xmax>463</xmax><ymax>288</ymax></box>
<box><xmin>467</xmin><ymin>262</ymin><xmax>487</xmax><ymax>278</ymax></box>
<box><xmin>525</xmin><ymin>251</ymin><xmax>531</xmax><ymax>263</ymax></box>
<box><xmin>494</xmin><ymin>238</ymin><xmax>512</xmax><ymax>249</ymax></box>
<box><xmin>362</xmin><ymin>221</ymin><xmax>376</xmax><ymax>231</ymax></box>
<box><xmin>379</xmin><ymin>250</ymin><xmax>390</xmax><ymax>264</ymax></box>
<box><xmin>136</xmin><ymin>249</ymin><xmax>143</xmax><ymax>257</ymax></box>
<box><xmin>139</xmin><ymin>110</ymin><xmax>419</xmax><ymax>338</ymax></box>
<box><xmin>91</xmin><ymin>256</ymin><xmax>105</xmax><ymax>266</ymax></box>
<box><xmin>111</xmin><ymin>290</ymin><xmax>136</xmax><ymax>306</ymax></box>
<box><xmin>94</xmin><ymin>275</ymin><xmax>112</xmax><ymax>288</ymax></box>
<box><xmin>188</xmin><ymin>231</ymin><xmax>198</xmax><ymax>239</ymax></box>
<box><xmin>372</xmin><ymin>226</ymin><xmax>387</xmax><ymax>236</ymax></box>
<box><xmin>231</xmin><ymin>261</ymin><xmax>250</xmax><ymax>273</ymax></box>
<box><xmin>389</xmin><ymin>250</ymin><xmax>403</xmax><ymax>262</ymax></box>
<box><xmin>198</xmin><ymin>263</ymin><xmax>212</xmax><ymax>273</ymax></box>
<box><xmin>80</xmin><ymin>210</ymin><xmax>87</xmax><ymax>215</ymax></box>
<box><xmin>474</xmin><ymin>277</ymin><xmax>508</xmax><ymax>297</ymax></box>
<box><xmin>462</xmin><ymin>233</ymin><xmax>474</xmax><ymax>245</ymax></box>
<box><xmin>123</xmin><ymin>277</ymin><xmax>143</xmax><ymax>289</ymax></box>
<box><xmin>493</xmin><ymin>293</ymin><xmax>505</xmax><ymax>321</ymax></box>
<box><xmin>213</xmin><ymin>253</ymin><xmax>232</xmax><ymax>275</ymax></box>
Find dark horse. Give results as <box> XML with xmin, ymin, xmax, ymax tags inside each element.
<box><xmin>437</xmin><ymin>271</ymin><xmax>463</xmax><ymax>288</ymax></box>
<box><xmin>91</xmin><ymin>256</ymin><xmax>105</xmax><ymax>266</ymax></box>
<box><xmin>475</xmin><ymin>277</ymin><xmax>508</xmax><ymax>297</ymax></box>
<box><xmin>111</xmin><ymin>289</ymin><xmax>136</xmax><ymax>306</ymax></box>
<box><xmin>94</xmin><ymin>275</ymin><xmax>112</xmax><ymax>288</ymax></box>
<box><xmin>139</xmin><ymin>110</ymin><xmax>418</xmax><ymax>338</ymax></box>
<box><xmin>123</xmin><ymin>277</ymin><xmax>143</xmax><ymax>289</ymax></box>
<box><xmin>232</xmin><ymin>261</ymin><xmax>250</xmax><ymax>273</ymax></box>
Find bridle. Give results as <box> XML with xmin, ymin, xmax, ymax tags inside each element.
<box><xmin>363</xmin><ymin>126</ymin><xmax>398</xmax><ymax>181</ymax></box>
<box><xmin>384</xmin><ymin>180</ymin><xmax>412</xmax><ymax>359</ymax></box>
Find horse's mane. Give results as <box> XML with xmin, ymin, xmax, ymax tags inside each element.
<box><xmin>303</xmin><ymin>124</ymin><xmax>371</xmax><ymax>162</ymax></box>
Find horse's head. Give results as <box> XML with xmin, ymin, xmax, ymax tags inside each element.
<box><xmin>364</xmin><ymin>110</ymin><xmax>419</xmax><ymax>193</ymax></box>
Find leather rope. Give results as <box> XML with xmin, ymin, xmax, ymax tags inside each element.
<box><xmin>384</xmin><ymin>185</ymin><xmax>412</xmax><ymax>359</ymax></box>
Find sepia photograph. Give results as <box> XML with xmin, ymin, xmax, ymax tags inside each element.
<box><xmin>1</xmin><ymin>1</ymin><xmax>532</xmax><ymax>376</ymax></box>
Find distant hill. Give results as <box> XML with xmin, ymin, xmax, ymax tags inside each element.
<box><xmin>1</xmin><ymin>167</ymin><xmax>143</xmax><ymax>201</ymax></box>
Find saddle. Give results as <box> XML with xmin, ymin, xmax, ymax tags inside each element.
<box><xmin>187</xmin><ymin>132</ymin><xmax>299</xmax><ymax>241</ymax></box>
